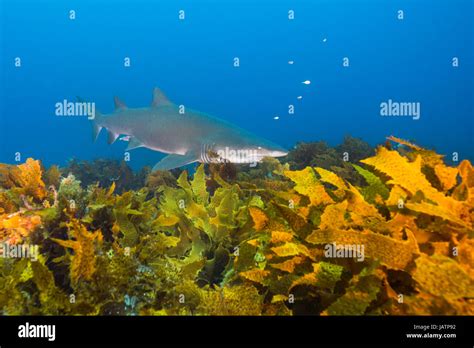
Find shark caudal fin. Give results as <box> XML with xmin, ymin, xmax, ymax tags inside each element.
<box><xmin>89</xmin><ymin>106</ymin><xmax>118</xmax><ymax>144</ymax></box>
<box><xmin>90</xmin><ymin>106</ymin><xmax>104</xmax><ymax>142</ymax></box>
<box><xmin>92</xmin><ymin>112</ymin><xmax>104</xmax><ymax>142</ymax></box>
<box><xmin>77</xmin><ymin>97</ymin><xmax>104</xmax><ymax>142</ymax></box>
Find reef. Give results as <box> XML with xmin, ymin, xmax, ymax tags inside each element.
<box><xmin>62</xmin><ymin>158</ymin><xmax>150</xmax><ymax>193</ymax></box>
<box><xmin>0</xmin><ymin>136</ymin><xmax>473</xmax><ymax>315</ymax></box>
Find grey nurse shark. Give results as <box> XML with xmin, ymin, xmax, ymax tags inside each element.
<box><xmin>90</xmin><ymin>88</ymin><xmax>288</xmax><ymax>171</ymax></box>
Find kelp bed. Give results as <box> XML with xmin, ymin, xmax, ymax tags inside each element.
<box><xmin>0</xmin><ymin>136</ymin><xmax>473</xmax><ymax>315</ymax></box>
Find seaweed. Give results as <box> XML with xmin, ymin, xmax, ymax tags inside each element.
<box><xmin>0</xmin><ymin>136</ymin><xmax>472</xmax><ymax>315</ymax></box>
<box><xmin>63</xmin><ymin>158</ymin><xmax>149</xmax><ymax>193</ymax></box>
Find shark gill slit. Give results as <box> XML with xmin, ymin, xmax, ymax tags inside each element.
<box><xmin>200</xmin><ymin>143</ymin><xmax>219</xmax><ymax>164</ymax></box>
<box><xmin>200</xmin><ymin>143</ymin><xmax>209</xmax><ymax>164</ymax></box>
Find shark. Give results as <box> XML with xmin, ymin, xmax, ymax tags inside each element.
<box><xmin>90</xmin><ymin>88</ymin><xmax>288</xmax><ymax>171</ymax></box>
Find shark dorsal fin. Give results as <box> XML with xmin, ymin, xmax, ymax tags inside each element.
<box><xmin>114</xmin><ymin>96</ymin><xmax>127</xmax><ymax>111</ymax></box>
<box><xmin>152</xmin><ymin>87</ymin><xmax>172</xmax><ymax>107</ymax></box>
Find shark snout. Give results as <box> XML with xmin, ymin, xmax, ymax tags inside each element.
<box><xmin>268</xmin><ymin>149</ymin><xmax>288</xmax><ymax>157</ymax></box>
<box><xmin>257</xmin><ymin>143</ymin><xmax>288</xmax><ymax>158</ymax></box>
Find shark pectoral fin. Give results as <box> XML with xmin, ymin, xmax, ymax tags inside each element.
<box><xmin>126</xmin><ymin>137</ymin><xmax>144</xmax><ymax>151</ymax></box>
<box><xmin>107</xmin><ymin>131</ymin><xmax>120</xmax><ymax>145</ymax></box>
<box><xmin>152</xmin><ymin>152</ymin><xmax>198</xmax><ymax>171</ymax></box>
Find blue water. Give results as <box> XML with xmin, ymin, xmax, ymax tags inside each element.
<box><xmin>1</xmin><ymin>0</ymin><xmax>473</xmax><ymax>170</ymax></box>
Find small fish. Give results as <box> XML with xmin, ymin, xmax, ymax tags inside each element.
<box><xmin>302</xmin><ymin>80</ymin><xmax>311</xmax><ymax>85</ymax></box>
<box><xmin>273</xmin><ymin>116</ymin><xmax>280</xmax><ymax>120</ymax></box>
<box><xmin>323</xmin><ymin>38</ymin><xmax>327</xmax><ymax>42</ymax></box>
<box><xmin>297</xmin><ymin>96</ymin><xmax>303</xmax><ymax>100</ymax></box>
<box><xmin>395</xmin><ymin>143</ymin><xmax>406</xmax><ymax>150</ymax></box>
<box><xmin>288</xmin><ymin>60</ymin><xmax>294</xmax><ymax>65</ymax></box>
<box><xmin>119</xmin><ymin>135</ymin><xmax>131</xmax><ymax>142</ymax></box>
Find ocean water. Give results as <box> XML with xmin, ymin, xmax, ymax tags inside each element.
<box><xmin>1</xmin><ymin>0</ymin><xmax>472</xmax><ymax>170</ymax></box>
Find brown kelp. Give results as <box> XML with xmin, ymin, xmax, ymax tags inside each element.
<box><xmin>63</xmin><ymin>158</ymin><xmax>150</xmax><ymax>193</ymax></box>
<box><xmin>0</xmin><ymin>137</ymin><xmax>473</xmax><ymax>315</ymax></box>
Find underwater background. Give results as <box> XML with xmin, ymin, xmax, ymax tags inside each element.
<box><xmin>1</xmin><ymin>0</ymin><xmax>473</xmax><ymax>168</ymax></box>
<box><xmin>0</xmin><ymin>0</ymin><xmax>473</xmax><ymax>316</ymax></box>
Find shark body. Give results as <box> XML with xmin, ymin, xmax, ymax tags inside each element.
<box><xmin>91</xmin><ymin>88</ymin><xmax>288</xmax><ymax>171</ymax></box>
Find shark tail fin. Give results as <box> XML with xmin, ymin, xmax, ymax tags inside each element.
<box><xmin>77</xmin><ymin>96</ymin><xmax>104</xmax><ymax>142</ymax></box>
<box><xmin>92</xmin><ymin>109</ymin><xmax>104</xmax><ymax>142</ymax></box>
<box><xmin>92</xmin><ymin>118</ymin><xmax>103</xmax><ymax>142</ymax></box>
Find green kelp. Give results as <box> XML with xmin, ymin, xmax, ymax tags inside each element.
<box><xmin>0</xmin><ymin>136</ymin><xmax>473</xmax><ymax>315</ymax></box>
<box><xmin>284</xmin><ymin>136</ymin><xmax>373</xmax><ymax>186</ymax></box>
